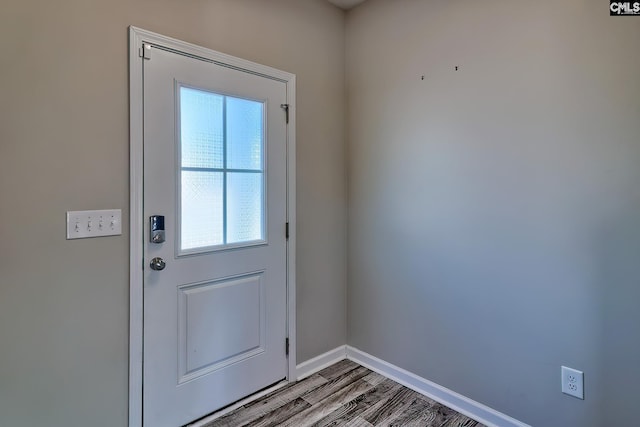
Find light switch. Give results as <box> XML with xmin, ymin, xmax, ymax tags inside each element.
<box><xmin>66</xmin><ymin>209</ymin><xmax>122</xmax><ymax>239</ymax></box>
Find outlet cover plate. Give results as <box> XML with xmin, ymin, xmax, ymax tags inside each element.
<box><xmin>66</xmin><ymin>209</ymin><xmax>122</xmax><ymax>239</ymax></box>
<box><xmin>561</xmin><ymin>366</ymin><xmax>584</xmax><ymax>399</ymax></box>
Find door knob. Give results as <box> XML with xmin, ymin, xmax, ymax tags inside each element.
<box><xmin>150</xmin><ymin>257</ymin><xmax>166</xmax><ymax>271</ymax></box>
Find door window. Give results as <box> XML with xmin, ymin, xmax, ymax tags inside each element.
<box><xmin>179</xmin><ymin>85</ymin><xmax>265</xmax><ymax>253</ymax></box>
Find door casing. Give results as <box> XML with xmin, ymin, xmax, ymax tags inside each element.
<box><xmin>128</xmin><ymin>26</ymin><xmax>297</xmax><ymax>427</ymax></box>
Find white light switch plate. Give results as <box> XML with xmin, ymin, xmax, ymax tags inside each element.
<box><xmin>66</xmin><ymin>209</ymin><xmax>122</xmax><ymax>239</ymax></box>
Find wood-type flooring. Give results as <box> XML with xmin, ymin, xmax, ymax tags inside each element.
<box><xmin>198</xmin><ymin>359</ymin><xmax>485</xmax><ymax>427</ymax></box>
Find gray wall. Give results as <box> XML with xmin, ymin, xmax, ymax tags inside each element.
<box><xmin>0</xmin><ymin>1</ymin><xmax>346</xmax><ymax>426</ymax></box>
<box><xmin>346</xmin><ymin>1</ymin><xmax>640</xmax><ymax>426</ymax></box>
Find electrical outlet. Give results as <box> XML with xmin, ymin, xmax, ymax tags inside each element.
<box><xmin>561</xmin><ymin>366</ymin><xmax>584</xmax><ymax>399</ymax></box>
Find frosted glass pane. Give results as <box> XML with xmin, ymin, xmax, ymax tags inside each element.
<box><xmin>181</xmin><ymin>171</ymin><xmax>224</xmax><ymax>250</ymax></box>
<box><xmin>226</xmin><ymin>97</ymin><xmax>263</xmax><ymax>170</ymax></box>
<box><xmin>180</xmin><ymin>87</ymin><xmax>224</xmax><ymax>169</ymax></box>
<box><xmin>227</xmin><ymin>173</ymin><xmax>263</xmax><ymax>244</ymax></box>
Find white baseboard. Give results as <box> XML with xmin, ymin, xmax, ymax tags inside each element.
<box><xmin>295</xmin><ymin>345</ymin><xmax>347</xmax><ymax>380</ymax></box>
<box><xmin>346</xmin><ymin>346</ymin><xmax>531</xmax><ymax>427</ymax></box>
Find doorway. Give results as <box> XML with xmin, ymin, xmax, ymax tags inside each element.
<box><xmin>128</xmin><ymin>27</ymin><xmax>296</xmax><ymax>427</ymax></box>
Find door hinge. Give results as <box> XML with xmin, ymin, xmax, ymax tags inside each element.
<box><xmin>139</xmin><ymin>43</ymin><xmax>152</xmax><ymax>60</ymax></box>
<box><xmin>280</xmin><ymin>104</ymin><xmax>289</xmax><ymax>124</ymax></box>
<box><xmin>285</xmin><ymin>337</ymin><xmax>289</xmax><ymax>356</ymax></box>
<box><xmin>285</xmin><ymin>222</ymin><xmax>289</xmax><ymax>240</ymax></box>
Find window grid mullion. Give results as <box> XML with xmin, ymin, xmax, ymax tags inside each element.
<box><xmin>222</xmin><ymin>96</ymin><xmax>228</xmax><ymax>245</ymax></box>
<box><xmin>182</xmin><ymin>167</ymin><xmax>262</xmax><ymax>173</ymax></box>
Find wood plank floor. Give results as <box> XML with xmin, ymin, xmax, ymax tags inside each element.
<box><xmin>196</xmin><ymin>360</ymin><xmax>485</xmax><ymax>427</ymax></box>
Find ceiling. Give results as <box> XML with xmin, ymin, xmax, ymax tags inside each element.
<box><xmin>327</xmin><ymin>0</ymin><xmax>368</xmax><ymax>10</ymax></box>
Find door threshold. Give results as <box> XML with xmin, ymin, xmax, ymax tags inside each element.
<box><xmin>187</xmin><ymin>378</ymin><xmax>289</xmax><ymax>427</ymax></box>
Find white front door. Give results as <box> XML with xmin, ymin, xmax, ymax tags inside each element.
<box><xmin>142</xmin><ymin>45</ymin><xmax>289</xmax><ymax>427</ymax></box>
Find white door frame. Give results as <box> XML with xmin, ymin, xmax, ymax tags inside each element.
<box><xmin>128</xmin><ymin>26</ymin><xmax>296</xmax><ymax>427</ymax></box>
